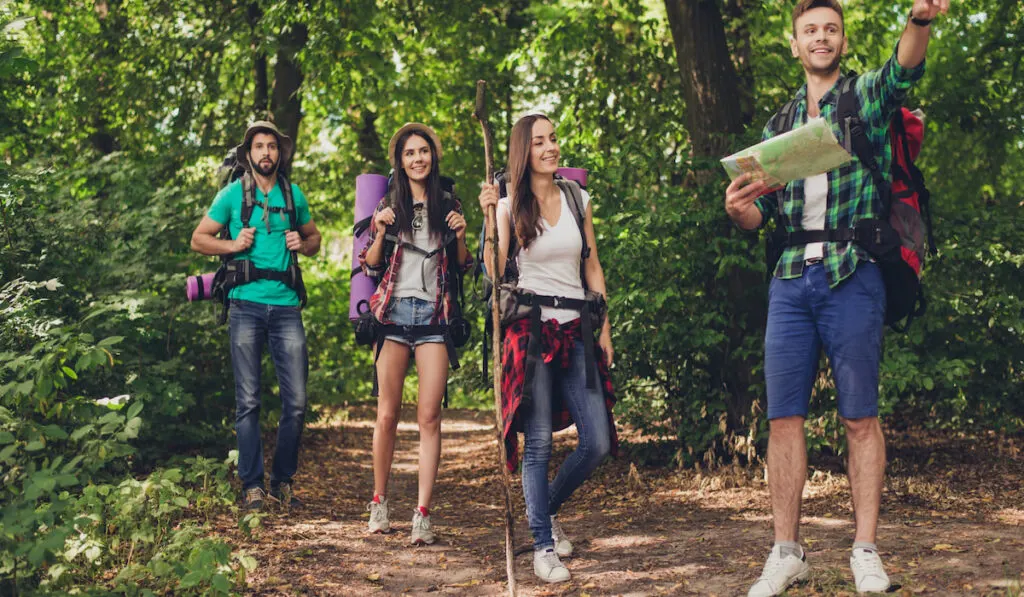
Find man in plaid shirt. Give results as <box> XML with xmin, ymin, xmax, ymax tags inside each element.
<box><xmin>725</xmin><ymin>1</ymin><xmax>950</xmax><ymax>595</ymax></box>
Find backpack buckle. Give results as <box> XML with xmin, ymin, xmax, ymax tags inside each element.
<box><xmin>551</xmin><ymin>297</ymin><xmax>562</xmax><ymax>308</ymax></box>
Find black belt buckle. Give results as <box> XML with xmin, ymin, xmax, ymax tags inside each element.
<box><xmin>551</xmin><ymin>296</ymin><xmax>562</xmax><ymax>308</ymax></box>
<box><xmin>400</xmin><ymin>324</ymin><xmax>414</xmax><ymax>334</ymax></box>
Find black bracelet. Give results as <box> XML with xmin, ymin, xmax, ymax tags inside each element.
<box><xmin>910</xmin><ymin>12</ymin><xmax>932</xmax><ymax>27</ymax></box>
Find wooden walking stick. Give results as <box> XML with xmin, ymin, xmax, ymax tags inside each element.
<box><xmin>473</xmin><ymin>79</ymin><xmax>517</xmax><ymax>597</ymax></box>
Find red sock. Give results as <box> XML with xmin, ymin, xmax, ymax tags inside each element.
<box><xmin>373</xmin><ymin>494</ymin><xmax>383</xmax><ymax>504</ymax></box>
<box><xmin>417</xmin><ymin>506</ymin><xmax>429</xmax><ymax>517</ymax></box>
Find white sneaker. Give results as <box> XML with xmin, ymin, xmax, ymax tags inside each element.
<box><xmin>850</xmin><ymin>547</ymin><xmax>890</xmax><ymax>593</ymax></box>
<box><xmin>550</xmin><ymin>515</ymin><xmax>573</xmax><ymax>557</ymax></box>
<box><xmin>411</xmin><ymin>510</ymin><xmax>436</xmax><ymax>545</ymax></box>
<box><xmin>533</xmin><ymin>547</ymin><xmax>571</xmax><ymax>583</ymax></box>
<box><xmin>367</xmin><ymin>498</ymin><xmax>390</xmax><ymax>534</ymax></box>
<box><xmin>748</xmin><ymin>545</ymin><xmax>810</xmax><ymax>597</ymax></box>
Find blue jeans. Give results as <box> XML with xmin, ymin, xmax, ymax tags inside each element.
<box><xmin>521</xmin><ymin>341</ymin><xmax>611</xmax><ymax>550</ymax></box>
<box><xmin>384</xmin><ymin>296</ymin><xmax>445</xmax><ymax>346</ymax></box>
<box><xmin>228</xmin><ymin>299</ymin><xmax>309</xmax><ymax>490</ymax></box>
<box><xmin>764</xmin><ymin>262</ymin><xmax>885</xmax><ymax>420</ymax></box>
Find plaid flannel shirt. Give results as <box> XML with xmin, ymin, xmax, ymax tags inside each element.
<box><xmin>358</xmin><ymin>197</ymin><xmax>473</xmax><ymax>324</ymax></box>
<box><xmin>755</xmin><ymin>42</ymin><xmax>926</xmax><ymax>288</ymax></box>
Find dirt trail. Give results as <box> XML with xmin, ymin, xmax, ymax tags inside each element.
<box><xmin>222</xmin><ymin>405</ymin><xmax>1023</xmax><ymax>596</ymax></box>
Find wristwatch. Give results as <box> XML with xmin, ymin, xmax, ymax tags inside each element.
<box><xmin>909</xmin><ymin>11</ymin><xmax>932</xmax><ymax>27</ymax></box>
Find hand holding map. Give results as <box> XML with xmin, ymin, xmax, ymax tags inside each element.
<box><xmin>720</xmin><ymin>117</ymin><xmax>853</xmax><ymax>191</ymax></box>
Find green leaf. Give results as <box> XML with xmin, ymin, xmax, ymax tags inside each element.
<box><xmin>97</xmin><ymin>336</ymin><xmax>124</xmax><ymax>348</ymax></box>
<box><xmin>25</xmin><ymin>440</ymin><xmax>45</xmax><ymax>452</ymax></box>
<box><xmin>172</xmin><ymin>496</ymin><xmax>189</xmax><ymax>508</ymax></box>
<box><xmin>41</xmin><ymin>424</ymin><xmax>68</xmax><ymax>440</ymax></box>
<box><xmin>119</xmin><ymin>417</ymin><xmax>141</xmax><ymax>440</ymax></box>
<box><xmin>0</xmin><ymin>444</ymin><xmax>17</xmax><ymax>463</ymax></box>
<box><xmin>0</xmin><ymin>432</ymin><xmax>14</xmax><ymax>444</ymax></box>
<box><xmin>61</xmin><ymin>366</ymin><xmax>78</xmax><ymax>380</ymax></box>
<box><xmin>179</xmin><ymin>570</ymin><xmax>204</xmax><ymax>589</ymax></box>
<box><xmin>126</xmin><ymin>400</ymin><xmax>143</xmax><ymax>420</ymax></box>
<box><xmin>211</xmin><ymin>573</ymin><xmax>232</xmax><ymax>593</ymax></box>
<box><xmin>238</xmin><ymin>554</ymin><xmax>258</xmax><ymax>571</ymax></box>
<box><xmin>70</xmin><ymin>425</ymin><xmax>95</xmax><ymax>441</ymax></box>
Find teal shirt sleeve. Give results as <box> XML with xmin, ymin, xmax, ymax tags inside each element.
<box><xmin>856</xmin><ymin>41</ymin><xmax>926</xmax><ymax>127</ymax></box>
<box><xmin>292</xmin><ymin>184</ymin><xmax>312</xmax><ymax>226</ymax></box>
<box><xmin>207</xmin><ymin>184</ymin><xmax>236</xmax><ymax>226</ymax></box>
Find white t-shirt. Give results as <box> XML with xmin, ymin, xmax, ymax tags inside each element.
<box><xmin>393</xmin><ymin>202</ymin><xmax>440</xmax><ymax>301</ymax></box>
<box><xmin>498</xmin><ymin>188</ymin><xmax>591</xmax><ymax>323</ymax></box>
<box><xmin>802</xmin><ymin>173</ymin><xmax>828</xmax><ymax>261</ymax></box>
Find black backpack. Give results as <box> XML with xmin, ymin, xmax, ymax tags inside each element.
<box><xmin>475</xmin><ymin>171</ymin><xmax>592</xmax><ymax>382</ymax></box>
<box><xmin>209</xmin><ymin>160</ymin><xmax>307</xmax><ymax>324</ymax></box>
<box><xmin>351</xmin><ymin>175</ymin><xmax>471</xmax><ymax>402</ymax></box>
<box><xmin>766</xmin><ymin>74</ymin><xmax>936</xmax><ymax>332</ymax></box>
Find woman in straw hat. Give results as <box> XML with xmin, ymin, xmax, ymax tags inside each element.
<box><xmin>358</xmin><ymin>123</ymin><xmax>471</xmax><ymax>545</ymax></box>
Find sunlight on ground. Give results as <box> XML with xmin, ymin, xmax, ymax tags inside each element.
<box><xmin>590</xmin><ymin>534</ymin><xmax>666</xmax><ymax>549</ymax></box>
<box><xmin>995</xmin><ymin>508</ymin><xmax>1024</xmax><ymax>525</ymax></box>
<box><xmin>341</xmin><ymin>419</ymin><xmax>493</xmax><ymax>433</ymax></box>
<box><xmin>804</xmin><ymin>515</ymin><xmax>853</xmax><ymax>528</ymax></box>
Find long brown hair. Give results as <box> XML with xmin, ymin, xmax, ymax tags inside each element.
<box><xmin>506</xmin><ymin>113</ymin><xmax>551</xmax><ymax>250</ymax></box>
<box><xmin>389</xmin><ymin>131</ymin><xmax>445</xmax><ymax>239</ymax></box>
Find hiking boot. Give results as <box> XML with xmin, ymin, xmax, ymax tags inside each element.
<box><xmin>411</xmin><ymin>510</ymin><xmax>436</xmax><ymax>545</ymax></box>
<box><xmin>533</xmin><ymin>547</ymin><xmax>571</xmax><ymax>583</ymax></box>
<box><xmin>270</xmin><ymin>482</ymin><xmax>302</xmax><ymax>509</ymax></box>
<box><xmin>850</xmin><ymin>547</ymin><xmax>890</xmax><ymax>593</ymax></box>
<box><xmin>243</xmin><ymin>487</ymin><xmax>268</xmax><ymax>512</ymax></box>
<box><xmin>367</xmin><ymin>498</ymin><xmax>390</xmax><ymax>534</ymax></box>
<box><xmin>748</xmin><ymin>545</ymin><xmax>810</xmax><ymax>597</ymax></box>
<box><xmin>550</xmin><ymin>515</ymin><xmax>573</xmax><ymax>557</ymax></box>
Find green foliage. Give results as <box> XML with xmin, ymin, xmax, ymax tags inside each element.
<box><xmin>1</xmin><ymin>0</ymin><xmax>1022</xmax><ymax>590</ymax></box>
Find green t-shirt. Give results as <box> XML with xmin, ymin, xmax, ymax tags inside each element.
<box><xmin>207</xmin><ymin>179</ymin><xmax>312</xmax><ymax>306</ymax></box>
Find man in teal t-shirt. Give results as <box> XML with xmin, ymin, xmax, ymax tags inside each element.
<box><xmin>191</xmin><ymin>121</ymin><xmax>322</xmax><ymax>511</ymax></box>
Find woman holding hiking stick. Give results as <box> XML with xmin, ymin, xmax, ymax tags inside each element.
<box><xmin>359</xmin><ymin>123</ymin><xmax>471</xmax><ymax>545</ymax></box>
<box><xmin>478</xmin><ymin>113</ymin><xmax>617</xmax><ymax>583</ymax></box>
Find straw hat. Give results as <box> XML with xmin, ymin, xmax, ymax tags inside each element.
<box><xmin>388</xmin><ymin>123</ymin><xmax>443</xmax><ymax>169</ymax></box>
<box><xmin>236</xmin><ymin>120</ymin><xmax>294</xmax><ymax>171</ymax></box>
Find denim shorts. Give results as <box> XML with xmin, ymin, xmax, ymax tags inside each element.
<box><xmin>764</xmin><ymin>262</ymin><xmax>886</xmax><ymax>420</ymax></box>
<box><xmin>383</xmin><ymin>296</ymin><xmax>445</xmax><ymax>347</ymax></box>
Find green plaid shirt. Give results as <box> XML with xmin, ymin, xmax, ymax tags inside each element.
<box><xmin>755</xmin><ymin>43</ymin><xmax>925</xmax><ymax>288</ymax></box>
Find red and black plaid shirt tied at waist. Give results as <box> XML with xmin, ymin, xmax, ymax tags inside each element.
<box><xmin>357</xmin><ymin>198</ymin><xmax>473</xmax><ymax>324</ymax></box>
<box><xmin>500</xmin><ymin>317</ymin><xmax>618</xmax><ymax>473</ymax></box>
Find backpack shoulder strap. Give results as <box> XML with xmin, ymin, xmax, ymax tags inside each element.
<box><xmin>279</xmin><ymin>174</ymin><xmax>297</xmax><ymax>231</ymax></box>
<box><xmin>555</xmin><ymin>178</ymin><xmax>591</xmax><ymax>290</ymax></box>
<box><xmin>556</xmin><ymin>178</ymin><xmax>589</xmax><ymax>253</ymax></box>
<box><xmin>769</xmin><ymin>98</ymin><xmax>801</xmax><ymax>136</ymax></box>
<box><xmin>240</xmin><ymin>173</ymin><xmax>256</xmax><ymax>229</ymax></box>
<box><xmin>836</xmin><ymin>75</ymin><xmax>891</xmax><ymax>213</ymax></box>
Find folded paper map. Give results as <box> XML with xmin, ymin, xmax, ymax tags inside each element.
<box><xmin>720</xmin><ymin>117</ymin><xmax>853</xmax><ymax>191</ymax></box>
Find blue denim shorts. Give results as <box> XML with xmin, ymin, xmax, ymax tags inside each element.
<box><xmin>384</xmin><ymin>296</ymin><xmax>445</xmax><ymax>347</ymax></box>
<box><xmin>764</xmin><ymin>262</ymin><xmax>886</xmax><ymax>420</ymax></box>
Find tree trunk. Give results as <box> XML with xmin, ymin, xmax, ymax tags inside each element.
<box><xmin>664</xmin><ymin>0</ymin><xmax>767</xmax><ymax>460</ymax></box>
<box><xmin>663</xmin><ymin>0</ymin><xmax>745</xmax><ymax>159</ymax></box>
<box><xmin>89</xmin><ymin>0</ymin><xmax>125</xmax><ymax>154</ymax></box>
<box><xmin>271</xmin><ymin>22</ymin><xmax>308</xmax><ymax>144</ymax></box>
<box><xmin>351</xmin><ymin>107</ymin><xmax>388</xmax><ymax>173</ymax></box>
<box><xmin>248</xmin><ymin>3</ymin><xmax>269</xmax><ymax>118</ymax></box>
<box><xmin>723</xmin><ymin>0</ymin><xmax>757</xmax><ymax>126</ymax></box>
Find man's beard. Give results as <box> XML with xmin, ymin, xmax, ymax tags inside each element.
<box><xmin>253</xmin><ymin>158</ymin><xmax>277</xmax><ymax>177</ymax></box>
<box><xmin>803</xmin><ymin>46</ymin><xmax>841</xmax><ymax>77</ymax></box>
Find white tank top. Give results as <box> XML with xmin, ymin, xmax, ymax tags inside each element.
<box><xmin>498</xmin><ymin>188</ymin><xmax>591</xmax><ymax>323</ymax></box>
